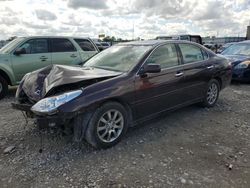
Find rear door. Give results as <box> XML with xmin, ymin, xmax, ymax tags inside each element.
<box><xmin>73</xmin><ymin>38</ymin><xmax>98</xmax><ymax>63</ymax></box>
<box><xmin>51</xmin><ymin>38</ymin><xmax>81</xmax><ymax>66</ymax></box>
<box><xmin>134</xmin><ymin>43</ymin><xmax>187</xmax><ymax>120</ymax></box>
<box><xmin>11</xmin><ymin>38</ymin><xmax>51</xmax><ymax>82</ymax></box>
<box><xmin>177</xmin><ymin>43</ymin><xmax>213</xmax><ymax>101</ymax></box>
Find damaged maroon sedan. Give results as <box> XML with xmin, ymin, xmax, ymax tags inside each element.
<box><xmin>12</xmin><ymin>40</ymin><xmax>232</xmax><ymax>149</ymax></box>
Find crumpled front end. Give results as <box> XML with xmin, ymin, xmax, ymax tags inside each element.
<box><xmin>12</xmin><ymin>64</ymin><xmax>121</xmax><ymax>129</ymax></box>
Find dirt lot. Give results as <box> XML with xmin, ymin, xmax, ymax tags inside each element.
<box><xmin>0</xmin><ymin>84</ymin><xmax>250</xmax><ymax>188</ymax></box>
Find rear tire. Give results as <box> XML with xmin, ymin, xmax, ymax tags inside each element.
<box><xmin>201</xmin><ymin>79</ymin><xmax>220</xmax><ymax>107</ymax></box>
<box><xmin>85</xmin><ymin>102</ymin><xmax>129</xmax><ymax>149</ymax></box>
<box><xmin>0</xmin><ymin>75</ymin><xmax>8</xmax><ymax>100</ymax></box>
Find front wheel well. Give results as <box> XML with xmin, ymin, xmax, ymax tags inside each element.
<box><xmin>99</xmin><ymin>98</ymin><xmax>133</xmax><ymax>124</ymax></box>
<box><xmin>0</xmin><ymin>69</ymin><xmax>11</xmax><ymax>85</ymax></box>
<box><xmin>213</xmin><ymin>77</ymin><xmax>222</xmax><ymax>90</ymax></box>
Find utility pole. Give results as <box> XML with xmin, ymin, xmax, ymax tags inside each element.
<box><xmin>132</xmin><ymin>22</ymin><xmax>135</xmax><ymax>41</ymax></box>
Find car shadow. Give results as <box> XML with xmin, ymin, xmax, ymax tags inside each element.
<box><xmin>16</xmin><ymin>103</ymin><xmax>204</xmax><ymax>154</ymax></box>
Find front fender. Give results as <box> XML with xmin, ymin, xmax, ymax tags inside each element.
<box><xmin>57</xmin><ymin>76</ymin><xmax>134</xmax><ymax>114</ymax></box>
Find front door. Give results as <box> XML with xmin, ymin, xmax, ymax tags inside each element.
<box><xmin>134</xmin><ymin>43</ymin><xmax>186</xmax><ymax>120</ymax></box>
<box><xmin>11</xmin><ymin>38</ymin><xmax>51</xmax><ymax>82</ymax></box>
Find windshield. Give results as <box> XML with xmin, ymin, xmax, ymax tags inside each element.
<box><xmin>222</xmin><ymin>43</ymin><xmax>250</xmax><ymax>56</ymax></box>
<box><xmin>0</xmin><ymin>37</ymin><xmax>25</xmax><ymax>54</ymax></box>
<box><xmin>84</xmin><ymin>45</ymin><xmax>151</xmax><ymax>72</ymax></box>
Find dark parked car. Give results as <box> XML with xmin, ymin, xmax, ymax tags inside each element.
<box><xmin>221</xmin><ymin>41</ymin><xmax>250</xmax><ymax>82</ymax></box>
<box><xmin>217</xmin><ymin>42</ymin><xmax>236</xmax><ymax>54</ymax></box>
<box><xmin>13</xmin><ymin>40</ymin><xmax>232</xmax><ymax>149</ymax></box>
<box><xmin>94</xmin><ymin>42</ymin><xmax>104</xmax><ymax>51</ymax></box>
<box><xmin>100</xmin><ymin>42</ymin><xmax>110</xmax><ymax>50</ymax></box>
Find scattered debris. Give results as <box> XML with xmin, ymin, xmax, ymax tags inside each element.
<box><xmin>228</xmin><ymin>164</ymin><xmax>233</xmax><ymax>170</ymax></box>
<box><xmin>218</xmin><ymin>152</ymin><xmax>223</xmax><ymax>156</ymax></box>
<box><xmin>3</xmin><ymin>146</ymin><xmax>16</xmax><ymax>154</ymax></box>
<box><xmin>226</xmin><ymin>163</ymin><xmax>233</xmax><ymax>170</ymax></box>
<box><xmin>138</xmin><ymin>140</ymin><xmax>144</xmax><ymax>144</ymax></box>
<box><xmin>140</xmin><ymin>154</ymin><xmax>146</xmax><ymax>158</ymax></box>
<box><xmin>239</xmin><ymin>152</ymin><xmax>244</xmax><ymax>156</ymax></box>
<box><xmin>180</xmin><ymin>177</ymin><xmax>186</xmax><ymax>184</ymax></box>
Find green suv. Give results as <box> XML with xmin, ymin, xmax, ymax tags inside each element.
<box><xmin>0</xmin><ymin>36</ymin><xmax>99</xmax><ymax>99</ymax></box>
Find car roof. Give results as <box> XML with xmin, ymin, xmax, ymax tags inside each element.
<box><xmin>240</xmin><ymin>40</ymin><xmax>250</xmax><ymax>44</ymax></box>
<box><xmin>116</xmin><ymin>40</ymin><xmax>197</xmax><ymax>47</ymax></box>
<box><xmin>19</xmin><ymin>36</ymin><xmax>91</xmax><ymax>39</ymax></box>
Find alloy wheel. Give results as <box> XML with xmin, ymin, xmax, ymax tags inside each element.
<box><xmin>207</xmin><ymin>83</ymin><xmax>218</xmax><ymax>105</ymax></box>
<box><xmin>97</xmin><ymin>109</ymin><xmax>124</xmax><ymax>143</ymax></box>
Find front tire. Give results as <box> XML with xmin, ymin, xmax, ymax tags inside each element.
<box><xmin>0</xmin><ymin>75</ymin><xmax>8</xmax><ymax>100</ymax></box>
<box><xmin>201</xmin><ymin>79</ymin><xmax>220</xmax><ymax>107</ymax></box>
<box><xmin>85</xmin><ymin>102</ymin><xmax>129</xmax><ymax>149</ymax></box>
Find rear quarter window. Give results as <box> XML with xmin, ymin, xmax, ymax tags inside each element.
<box><xmin>179</xmin><ymin>44</ymin><xmax>205</xmax><ymax>64</ymax></box>
<box><xmin>74</xmin><ymin>39</ymin><xmax>96</xmax><ymax>51</ymax></box>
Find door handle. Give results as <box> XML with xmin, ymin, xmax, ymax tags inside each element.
<box><xmin>40</xmin><ymin>56</ymin><xmax>48</xmax><ymax>61</ymax></box>
<box><xmin>207</xmin><ymin>65</ymin><xmax>214</xmax><ymax>69</ymax></box>
<box><xmin>70</xmin><ymin>54</ymin><xmax>77</xmax><ymax>58</ymax></box>
<box><xmin>175</xmin><ymin>72</ymin><xmax>184</xmax><ymax>77</ymax></box>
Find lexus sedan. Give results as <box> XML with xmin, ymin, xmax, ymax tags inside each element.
<box><xmin>13</xmin><ymin>40</ymin><xmax>232</xmax><ymax>149</ymax></box>
<box><xmin>221</xmin><ymin>41</ymin><xmax>250</xmax><ymax>82</ymax></box>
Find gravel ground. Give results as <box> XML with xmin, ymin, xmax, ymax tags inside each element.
<box><xmin>0</xmin><ymin>84</ymin><xmax>250</xmax><ymax>188</ymax></box>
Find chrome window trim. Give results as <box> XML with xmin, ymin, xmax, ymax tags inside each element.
<box><xmin>136</xmin><ymin>43</ymin><xmax>180</xmax><ymax>75</ymax></box>
<box><xmin>11</xmin><ymin>38</ymin><xmax>49</xmax><ymax>55</ymax></box>
<box><xmin>136</xmin><ymin>42</ymin><xmax>210</xmax><ymax>77</ymax></box>
<box><xmin>178</xmin><ymin>43</ymin><xmax>210</xmax><ymax>64</ymax></box>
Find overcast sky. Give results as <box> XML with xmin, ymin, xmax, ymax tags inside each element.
<box><xmin>0</xmin><ymin>0</ymin><xmax>249</xmax><ymax>40</ymax></box>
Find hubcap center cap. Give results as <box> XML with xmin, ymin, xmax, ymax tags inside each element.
<box><xmin>107</xmin><ymin>121</ymin><xmax>115</xmax><ymax>129</ymax></box>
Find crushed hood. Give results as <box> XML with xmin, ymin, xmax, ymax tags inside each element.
<box><xmin>19</xmin><ymin>64</ymin><xmax>122</xmax><ymax>102</ymax></box>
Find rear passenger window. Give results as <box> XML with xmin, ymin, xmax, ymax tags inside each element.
<box><xmin>146</xmin><ymin>44</ymin><xmax>179</xmax><ymax>69</ymax></box>
<box><xmin>51</xmin><ymin>38</ymin><xmax>76</xmax><ymax>52</ymax></box>
<box><xmin>179</xmin><ymin>44</ymin><xmax>204</xmax><ymax>64</ymax></box>
<box><xmin>74</xmin><ymin>39</ymin><xmax>96</xmax><ymax>51</ymax></box>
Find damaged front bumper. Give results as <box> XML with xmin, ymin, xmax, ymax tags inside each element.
<box><xmin>11</xmin><ymin>102</ymin><xmax>75</xmax><ymax>128</ymax></box>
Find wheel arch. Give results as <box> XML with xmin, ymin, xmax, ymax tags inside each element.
<box><xmin>213</xmin><ymin>76</ymin><xmax>222</xmax><ymax>90</ymax></box>
<box><xmin>99</xmin><ymin>97</ymin><xmax>134</xmax><ymax>124</ymax></box>
<box><xmin>0</xmin><ymin>69</ymin><xmax>12</xmax><ymax>85</ymax></box>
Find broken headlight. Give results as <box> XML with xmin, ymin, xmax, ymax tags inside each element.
<box><xmin>31</xmin><ymin>90</ymin><xmax>82</xmax><ymax>114</ymax></box>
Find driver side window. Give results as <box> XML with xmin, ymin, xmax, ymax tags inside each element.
<box><xmin>19</xmin><ymin>39</ymin><xmax>48</xmax><ymax>54</ymax></box>
<box><xmin>146</xmin><ymin>44</ymin><xmax>179</xmax><ymax>69</ymax></box>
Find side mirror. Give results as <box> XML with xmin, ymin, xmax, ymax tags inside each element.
<box><xmin>143</xmin><ymin>63</ymin><xmax>161</xmax><ymax>74</ymax></box>
<box><xmin>14</xmin><ymin>48</ymin><xmax>26</xmax><ymax>55</ymax></box>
